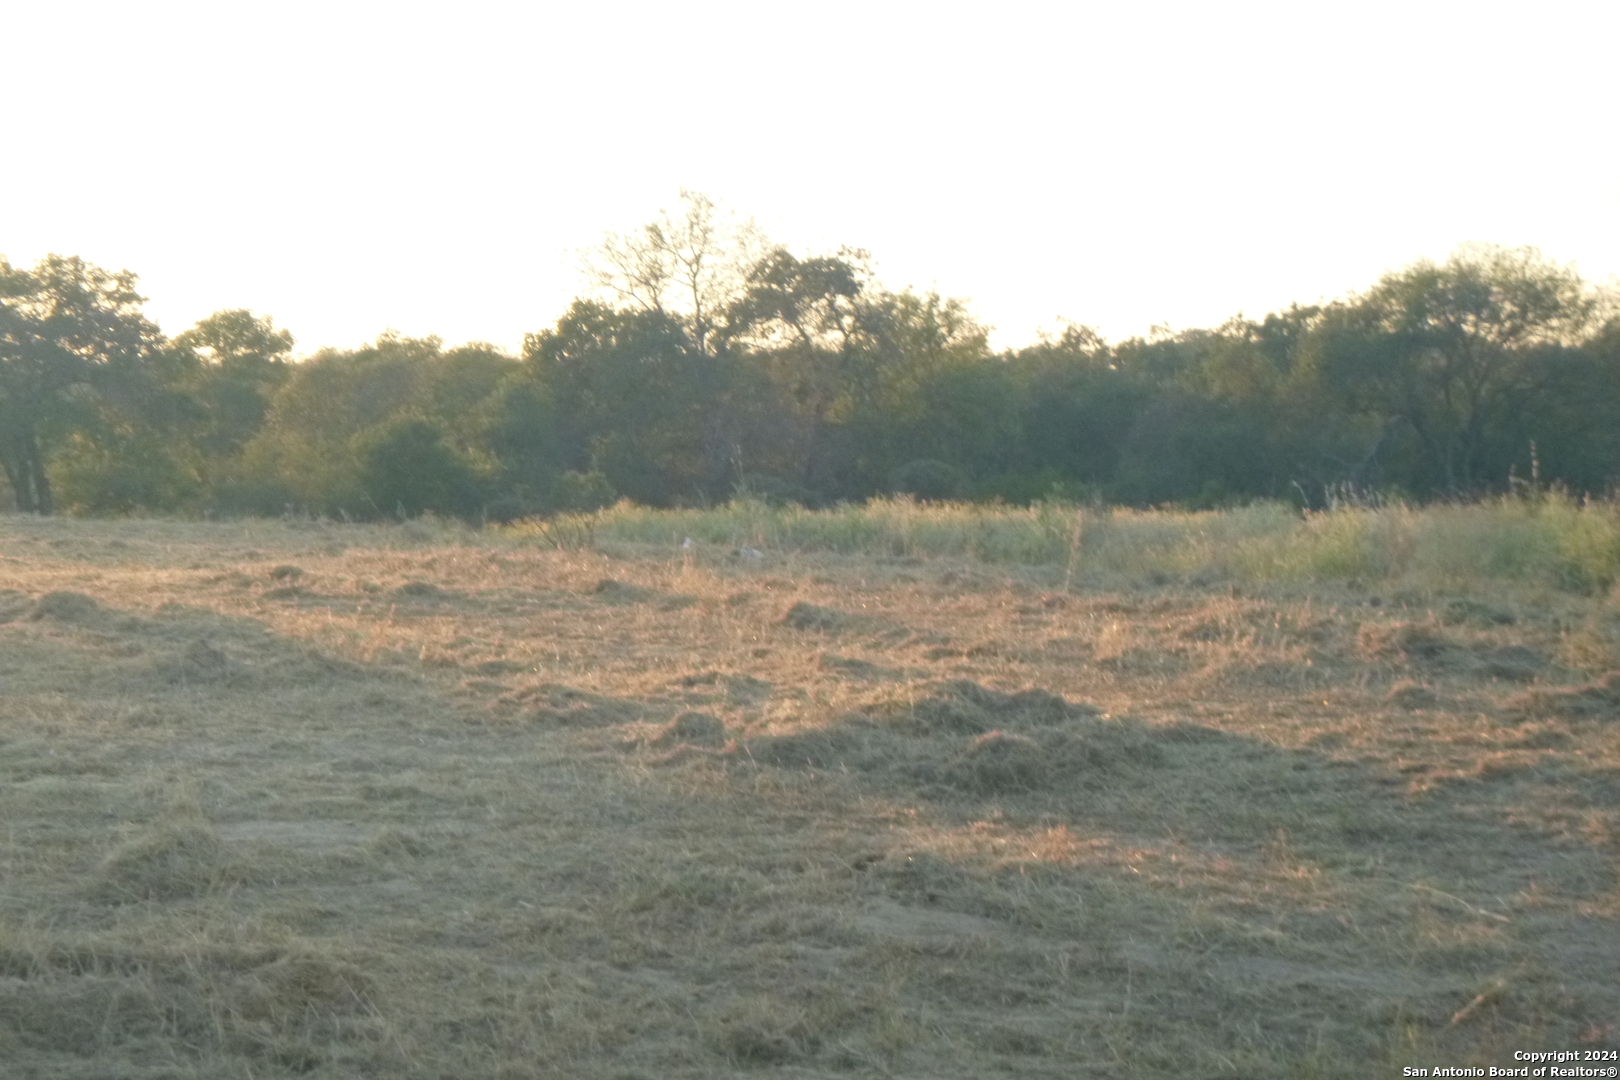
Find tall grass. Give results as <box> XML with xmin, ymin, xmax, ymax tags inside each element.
<box><xmin>508</xmin><ymin>494</ymin><xmax>1620</xmax><ymax>593</ymax></box>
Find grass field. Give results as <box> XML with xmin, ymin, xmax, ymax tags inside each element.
<box><xmin>1</xmin><ymin>507</ymin><xmax>1617</xmax><ymax>1078</ymax></box>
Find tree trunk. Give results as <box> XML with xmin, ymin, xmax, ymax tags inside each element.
<box><xmin>0</xmin><ymin>448</ymin><xmax>22</xmax><ymax>512</ymax></box>
<box><xmin>6</xmin><ymin>431</ymin><xmax>54</xmax><ymax>514</ymax></box>
<box><xmin>28</xmin><ymin>435</ymin><xmax>53</xmax><ymax>515</ymax></box>
<box><xmin>2</xmin><ymin>437</ymin><xmax>37</xmax><ymax>513</ymax></box>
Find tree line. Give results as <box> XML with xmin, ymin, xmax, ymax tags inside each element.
<box><xmin>4</xmin><ymin>195</ymin><xmax>1618</xmax><ymax>519</ymax></box>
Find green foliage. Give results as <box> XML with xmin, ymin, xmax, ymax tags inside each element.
<box><xmin>525</xmin><ymin>300</ymin><xmax>728</xmax><ymax>505</ymax></box>
<box><xmin>891</xmin><ymin>459</ymin><xmax>965</xmax><ymax>501</ymax></box>
<box><xmin>175</xmin><ymin>308</ymin><xmax>293</xmax><ymax>367</ymax></box>
<box><xmin>352</xmin><ymin>415</ymin><xmax>486</xmax><ymax>520</ymax></box>
<box><xmin>11</xmin><ymin>227</ymin><xmax>1618</xmax><ymax>523</ymax></box>
<box><xmin>50</xmin><ymin>433</ymin><xmax>202</xmax><ymax>515</ymax></box>
<box><xmin>544</xmin><ymin>495</ymin><xmax>1620</xmax><ymax>595</ymax></box>
<box><xmin>1113</xmin><ymin>395</ymin><xmax>1267</xmax><ymax>507</ymax></box>
<box><xmin>549</xmin><ymin>470</ymin><xmax>617</xmax><ymax>514</ymax></box>
<box><xmin>1306</xmin><ymin>245</ymin><xmax>1597</xmax><ymax>495</ymax></box>
<box><xmin>1549</xmin><ymin>499</ymin><xmax>1620</xmax><ymax>593</ymax></box>
<box><xmin>1005</xmin><ymin>325</ymin><xmax>1147</xmax><ymax>497</ymax></box>
<box><xmin>0</xmin><ymin>255</ymin><xmax>171</xmax><ymax>513</ymax></box>
<box><xmin>418</xmin><ymin>342</ymin><xmax>522</xmax><ymax>448</ymax></box>
<box><xmin>476</xmin><ymin>373</ymin><xmax>562</xmax><ymax>508</ymax></box>
<box><xmin>234</xmin><ymin>332</ymin><xmax>516</xmax><ymax>518</ymax></box>
<box><xmin>734</xmin><ymin>474</ymin><xmax>822</xmax><ymax>508</ymax></box>
<box><xmin>720</xmin><ymin>248</ymin><xmax>1005</xmax><ymax>500</ymax></box>
<box><xmin>174</xmin><ymin>309</ymin><xmax>293</xmax><ymax>456</ymax></box>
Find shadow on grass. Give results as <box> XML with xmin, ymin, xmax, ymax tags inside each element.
<box><xmin>3</xmin><ymin>588</ymin><xmax>1614</xmax><ymax>1078</ymax></box>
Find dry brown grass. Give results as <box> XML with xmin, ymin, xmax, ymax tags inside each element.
<box><xmin>0</xmin><ymin>514</ymin><xmax>1616</xmax><ymax>1077</ymax></box>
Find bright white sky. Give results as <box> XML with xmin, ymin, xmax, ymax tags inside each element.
<box><xmin>7</xmin><ymin>1</ymin><xmax>1618</xmax><ymax>354</ymax></box>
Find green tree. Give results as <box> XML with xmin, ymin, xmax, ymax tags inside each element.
<box><xmin>855</xmin><ymin>290</ymin><xmax>1002</xmax><ymax>493</ymax></box>
<box><xmin>1531</xmin><ymin>313</ymin><xmax>1620</xmax><ymax>492</ymax></box>
<box><xmin>416</xmin><ymin>342</ymin><xmax>522</xmax><ymax>452</ymax></box>
<box><xmin>0</xmin><ymin>255</ymin><xmax>171</xmax><ymax>513</ymax></box>
<box><xmin>1005</xmin><ymin>325</ymin><xmax>1148</xmax><ymax>500</ymax></box>
<box><xmin>1306</xmin><ymin>245</ymin><xmax>1598</xmax><ymax>495</ymax></box>
<box><xmin>724</xmin><ymin>249</ymin><xmax>998</xmax><ymax>499</ymax></box>
<box><xmin>524</xmin><ymin>301</ymin><xmax>730</xmax><ymax>505</ymax></box>
<box><xmin>175</xmin><ymin>308</ymin><xmax>294</xmax><ymax>368</ymax></box>
<box><xmin>50</xmin><ymin>431</ymin><xmax>201</xmax><ymax>515</ymax></box>
<box><xmin>174</xmin><ymin>309</ymin><xmax>294</xmax><ymax>456</ymax></box>
<box><xmin>237</xmin><ymin>332</ymin><xmax>444</xmax><ymax>514</ymax></box>
<box><xmin>232</xmin><ymin>331</ymin><xmax>521</xmax><ymax>517</ymax></box>
<box><xmin>475</xmin><ymin>373</ymin><xmax>563</xmax><ymax>515</ymax></box>
<box><xmin>1174</xmin><ymin>307</ymin><xmax>1390</xmax><ymax>502</ymax></box>
<box><xmin>353</xmin><ymin>415</ymin><xmax>486</xmax><ymax>519</ymax></box>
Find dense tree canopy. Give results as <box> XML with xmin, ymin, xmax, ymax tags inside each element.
<box><xmin>173</xmin><ymin>309</ymin><xmax>294</xmax><ymax>457</ymax></box>
<box><xmin>0</xmin><ymin>256</ymin><xmax>177</xmax><ymax>513</ymax></box>
<box><xmin>1</xmin><ymin>230</ymin><xmax>1615</xmax><ymax>519</ymax></box>
<box><xmin>1307</xmin><ymin>245</ymin><xmax>1600</xmax><ymax>494</ymax></box>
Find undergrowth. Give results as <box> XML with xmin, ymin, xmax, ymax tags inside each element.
<box><xmin>508</xmin><ymin>493</ymin><xmax>1620</xmax><ymax>593</ymax></box>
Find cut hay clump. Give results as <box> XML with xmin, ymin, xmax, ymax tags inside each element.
<box><xmin>946</xmin><ymin>721</ymin><xmax>1168</xmax><ymax>795</ymax></box>
<box><xmin>30</xmin><ymin>590</ymin><xmax>103</xmax><ymax>624</ymax></box>
<box><xmin>593</xmin><ymin>578</ymin><xmax>697</xmax><ymax>609</ymax></box>
<box><xmin>652</xmin><ymin>711</ymin><xmax>727</xmax><ymax>748</ymax></box>
<box><xmin>393</xmin><ymin>580</ymin><xmax>448</xmax><ymax>601</ymax></box>
<box><xmin>161</xmin><ymin>639</ymin><xmax>236</xmax><ymax>685</ymax></box>
<box><xmin>231</xmin><ymin>951</ymin><xmax>376</xmax><ymax>1024</ymax></box>
<box><xmin>1506</xmin><ymin>671</ymin><xmax>1620</xmax><ymax>722</ymax></box>
<box><xmin>92</xmin><ymin>821</ymin><xmax>240</xmax><ymax>903</ymax></box>
<box><xmin>949</xmin><ymin>731</ymin><xmax>1049</xmax><ymax>793</ymax></box>
<box><xmin>745</xmin><ymin>681</ymin><xmax>1121</xmax><ymax>789</ymax></box>
<box><xmin>745</xmin><ymin>722</ymin><xmax>887</xmax><ymax>771</ymax></box>
<box><xmin>0</xmin><ymin>588</ymin><xmax>31</xmax><ymax>623</ymax></box>
<box><xmin>0</xmin><ymin>928</ymin><xmax>376</xmax><ymax>1063</ymax></box>
<box><xmin>1357</xmin><ymin>621</ymin><xmax>1456</xmax><ymax>663</ymax></box>
<box><xmin>781</xmin><ymin>601</ymin><xmax>852</xmax><ymax>632</ymax></box>
<box><xmin>508</xmin><ymin>682</ymin><xmax>642</xmax><ymax>727</ymax></box>
<box><xmin>592</xmin><ymin>578</ymin><xmax>657</xmax><ymax>604</ymax></box>
<box><xmin>709</xmin><ymin>996</ymin><xmax>818</xmax><ymax>1065</ymax></box>
<box><xmin>904</xmin><ymin>680</ymin><xmax>1089</xmax><ymax>735</ymax></box>
<box><xmin>1387</xmin><ymin>680</ymin><xmax>1440</xmax><ymax>710</ymax></box>
<box><xmin>1476</xmin><ymin>644</ymin><xmax>1547</xmax><ymax>682</ymax></box>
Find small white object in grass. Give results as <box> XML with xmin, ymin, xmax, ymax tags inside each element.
<box><xmin>738</xmin><ymin>547</ymin><xmax>764</xmax><ymax>560</ymax></box>
<box><xmin>682</xmin><ymin>537</ymin><xmax>694</xmax><ymax>549</ymax></box>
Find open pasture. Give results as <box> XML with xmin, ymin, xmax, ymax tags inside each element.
<box><xmin>0</xmin><ymin>509</ymin><xmax>1616</xmax><ymax>1077</ymax></box>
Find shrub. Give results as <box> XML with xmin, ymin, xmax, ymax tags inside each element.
<box><xmin>734</xmin><ymin>475</ymin><xmax>821</xmax><ymax>508</ymax></box>
<box><xmin>548</xmin><ymin>470</ymin><xmax>617</xmax><ymax>514</ymax></box>
<box><xmin>51</xmin><ymin>437</ymin><xmax>201</xmax><ymax>515</ymax></box>
<box><xmin>891</xmin><ymin>459</ymin><xmax>964</xmax><ymax>501</ymax></box>
<box><xmin>352</xmin><ymin>416</ymin><xmax>485</xmax><ymax>520</ymax></box>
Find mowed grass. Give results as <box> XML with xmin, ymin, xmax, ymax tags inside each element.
<box><xmin>0</xmin><ymin>509</ymin><xmax>1616</xmax><ymax>1078</ymax></box>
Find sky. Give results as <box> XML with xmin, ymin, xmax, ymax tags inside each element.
<box><xmin>6</xmin><ymin>1</ymin><xmax>1618</xmax><ymax>355</ymax></box>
